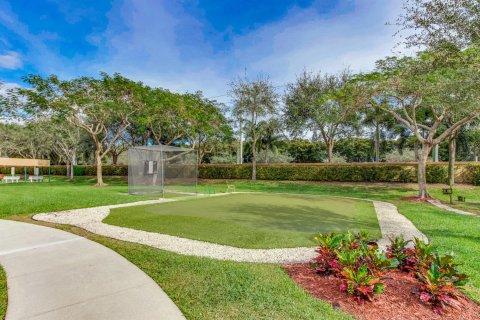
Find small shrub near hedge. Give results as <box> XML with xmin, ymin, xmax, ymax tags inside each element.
<box><xmin>467</xmin><ymin>164</ymin><xmax>480</xmax><ymax>185</ymax></box>
<box><xmin>311</xmin><ymin>232</ymin><xmax>468</xmax><ymax>314</ymax></box>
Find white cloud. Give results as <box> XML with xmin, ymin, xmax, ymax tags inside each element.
<box><xmin>0</xmin><ymin>81</ymin><xmax>20</xmax><ymax>95</ymax></box>
<box><xmin>0</xmin><ymin>51</ymin><xmax>22</xmax><ymax>69</ymax></box>
<box><xmin>90</xmin><ymin>0</ymin><xmax>405</xmax><ymax>102</ymax></box>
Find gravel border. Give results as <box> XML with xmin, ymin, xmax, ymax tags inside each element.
<box><xmin>33</xmin><ymin>193</ymin><xmax>427</xmax><ymax>263</ymax></box>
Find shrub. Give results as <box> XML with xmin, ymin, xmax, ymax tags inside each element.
<box><xmin>415</xmin><ymin>263</ymin><xmax>462</xmax><ymax>315</ymax></box>
<box><xmin>387</xmin><ymin>236</ymin><xmax>468</xmax><ymax>313</ymax></box>
<box><xmin>340</xmin><ymin>265</ymin><xmax>385</xmax><ymax>303</ymax></box>
<box><xmin>311</xmin><ymin>231</ymin><xmax>391</xmax><ymax>302</ymax></box>
<box><xmin>467</xmin><ymin>164</ymin><xmax>480</xmax><ymax>185</ymax></box>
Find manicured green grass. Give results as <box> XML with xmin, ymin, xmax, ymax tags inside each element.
<box><xmin>0</xmin><ymin>177</ymin><xmax>161</xmax><ymax>218</ymax></box>
<box><xmin>429</xmin><ymin>187</ymin><xmax>480</xmax><ymax>215</ymax></box>
<box><xmin>2</xmin><ymin>178</ymin><xmax>479</xmax><ymax>319</ymax></box>
<box><xmin>205</xmin><ymin>180</ymin><xmax>480</xmax><ymax>301</ymax></box>
<box><xmin>105</xmin><ymin>193</ymin><xmax>380</xmax><ymax>248</ymax></box>
<box><xmin>10</xmin><ymin>218</ymin><xmax>352</xmax><ymax>320</ymax></box>
<box><xmin>0</xmin><ymin>265</ymin><xmax>6</xmax><ymax>320</ymax></box>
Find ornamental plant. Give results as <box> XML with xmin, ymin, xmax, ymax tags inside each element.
<box><xmin>415</xmin><ymin>263</ymin><xmax>462</xmax><ymax>315</ymax></box>
<box><xmin>386</xmin><ymin>236</ymin><xmax>469</xmax><ymax>313</ymax></box>
<box><xmin>311</xmin><ymin>231</ymin><xmax>391</xmax><ymax>302</ymax></box>
<box><xmin>340</xmin><ymin>265</ymin><xmax>385</xmax><ymax>303</ymax></box>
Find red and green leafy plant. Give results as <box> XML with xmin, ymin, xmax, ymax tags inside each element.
<box><xmin>387</xmin><ymin>236</ymin><xmax>469</xmax><ymax>313</ymax></box>
<box><xmin>340</xmin><ymin>265</ymin><xmax>385</xmax><ymax>303</ymax></box>
<box><xmin>311</xmin><ymin>231</ymin><xmax>390</xmax><ymax>302</ymax></box>
<box><xmin>310</xmin><ymin>232</ymin><xmax>345</xmax><ymax>274</ymax></box>
<box><xmin>415</xmin><ymin>263</ymin><xmax>462</xmax><ymax>315</ymax></box>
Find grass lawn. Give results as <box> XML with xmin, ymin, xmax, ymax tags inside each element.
<box><xmin>104</xmin><ymin>193</ymin><xmax>380</xmax><ymax>248</ymax></box>
<box><xmin>429</xmin><ymin>187</ymin><xmax>480</xmax><ymax>215</ymax></box>
<box><xmin>1</xmin><ymin>178</ymin><xmax>479</xmax><ymax>319</ymax></box>
<box><xmin>205</xmin><ymin>180</ymin><xmax>480</xmax><ymax>301</ymax></box>
<box><xmin>9</xmin><ymin>217</ymin><xmax>353</xmax><ymax>320</ymax></box>
<box><xmin>0</xmin><ymin>177</ymin><xmax>161</xmax><ymax>218</ymax></box>
<box><xmin>0</xmin><ymin>266</ymin><xmax>6</xmax><ymax>320</ymax></box>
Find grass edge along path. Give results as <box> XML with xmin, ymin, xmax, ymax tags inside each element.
<box><xmin>8</xmin><ymin>216</ymin><xmax>352</xmax><ymax>320</ymax></box>
<box><xmin>0</xmin><ymin>265</ymin><xmax>7</xmax><ymax>320</ymax></box>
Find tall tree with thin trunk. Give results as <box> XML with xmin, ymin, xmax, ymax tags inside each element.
<box><xmin>229</xmin><ymin>77</ymin><xmax>278</xmax><ymax>180</ymax></box>
<box><xmin>284</xmin><ymin>69</ymin><xmax>366</xmax><ymax>162</ymax></box>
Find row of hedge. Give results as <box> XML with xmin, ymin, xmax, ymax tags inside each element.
<box><xmin>2</xmin><ymin>162</ymin><xmax>480</xmax><ymax>185</ymax></box>
<box><xmin>198</xmin><ymin>163</ymin><xmax>480</xmax><ymax>185</ymax></box>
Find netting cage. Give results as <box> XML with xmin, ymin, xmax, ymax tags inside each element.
<box><xmin>128</xmin><ymin>145</ymin><xmax>198</xmax><ymax>195</ymax></box>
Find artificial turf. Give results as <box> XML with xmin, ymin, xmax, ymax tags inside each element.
<box><xmin>104</xmin><ymin>193</ymin><xmax>381</xmax><ymax>248</ymax></box>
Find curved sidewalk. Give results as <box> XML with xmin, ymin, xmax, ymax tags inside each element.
<box><xmin>0</xmin><ymin>219</ymin><xmax>184</xmax><ymax>320</ymax></box>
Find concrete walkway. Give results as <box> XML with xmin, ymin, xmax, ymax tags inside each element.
<box><xmin>34</xmin><ymin>194</ymin><xmax>427</xmax><ymax>263</ymax></box>
<box><xmin>0</xmin><ymin>219</ymin><xmax>184</xmax><ymax>320</ymax></box>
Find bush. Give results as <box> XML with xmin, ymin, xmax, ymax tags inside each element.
<box><xmin>467</xmin><ymin>164</ymin><xmax>480</xmax><ymax>185</ymax></box>
<box><xmin>386</xmin><ymin>237</ymin><xmax>468</xmax><ymax>314</ymax></box>
<box><xmin>310</xmin><ymin>231</ymin><xmax>390</xmax><ymax>302</ymax></box>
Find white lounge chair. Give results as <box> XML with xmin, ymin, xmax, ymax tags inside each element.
<box><xmin>3</xmin><ymin>176</ymin><xmax>21</xmax><ymax>183</ymax></box>
<box><xmin>28</xmin><ymin>175</ymin><xmax>44</xmax><ymax>182</ymax></box>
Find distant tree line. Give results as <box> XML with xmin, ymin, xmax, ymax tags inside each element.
<box><xmin>1</xmin><ymin>0</ymin><xmax>480</xmax><ymax>198</ymax></box>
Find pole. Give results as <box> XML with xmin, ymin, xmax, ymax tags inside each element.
<box><xmin>48</xmin><ymin>165</ymin><xmax>51</xmax><ymax>182</ymax></box>
<box><xmin>24</xmin><ymin>167</ymin><xmax>27</xmax><ymax>182</ymax></box>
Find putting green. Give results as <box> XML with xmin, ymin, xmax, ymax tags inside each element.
<box><xmin>104</xmin><ymin>193</ymin><xmax>381</xmax><ymax>249</ymax></box>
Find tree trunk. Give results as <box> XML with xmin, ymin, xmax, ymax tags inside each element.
<box><xmin>70</xmin><ymin>154</ymin><xmax>76</xmax><ymax>180</ymax></box>
<box><xmin>238</xmin><ymin>118</ymin><xmax>243</xmax><ymax>164</ymax></box>
<box><xmin>112</xmin><ymin>152</ymin><xmax>119</xmax><ymax>165</ymax></box>
<box><xmin>251</xmin><ymin>137</ymin><xmax>257</xmax><ymax>181</ymax></box>
<box><xmin>448</xmin><ymin>135</ymin><xmax>457</xmax><ymax>188</ymax></box>
<box><xmin>432</xmin><ymin>144</ymin><xmax>439</xmax><ymax>162</ymax></box>
<box><xmin>414</xmin><ymin>143</ymin><xmax>420</xmax><ymax>161</ymax></box>
<box><xmin>375</xmin><ymin>124</ymin><xmax>380</xmax><ymax>162</ymax></box>
<box><xmin>417</xmin><ymin>143</ymin><xmax>433</xmax><ymax>199</ymax></box>
<box><xmin>327</xmin><ymin>142</ymin><xmax>334</xmax><ymax>163</ymax></box>
<box><xmin>95</xmin><ymin>149</ymin><xmax>105</xmax><ymax>186</ymax></box>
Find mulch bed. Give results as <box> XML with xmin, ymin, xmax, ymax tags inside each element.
<box><xmin>284</xmin><ymin>264</ymin><xmax>480</xmax><ymax>320</ymax></box>
<box><xmin>400</xmin><ymin>196</ymin><xmax>437</xmax><ymax>202</ymax></box>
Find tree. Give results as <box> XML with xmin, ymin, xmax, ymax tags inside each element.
<box><xmin>284</xmin><ymin>69</ymin><xmax>366</xmax><ymax>162</ymax></box>
<box><xmin>16</xmin><ymin>73</ymin><xmax>146</xmax><ymax>186</ymax></box>
<box><xmin>396</xmin><ymin>0</ymin><xmax>480</xmax><ymax>50</ymax></box>
<box><xmin>229</xmin><ymin>76</ymin><xmax>278</xmax><ymax>180</ymax></box>
<box><xmin>367</xmin><ymin>51</ymin><xmax>480</xmax><ymax>198</ymax></box>
<box><xmin>362</xmin><ymin>99</ymin><xmax>397</xmax><ymax>162</ymax></box>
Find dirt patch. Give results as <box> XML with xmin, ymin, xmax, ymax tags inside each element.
<box><xmin>284</xmin><ymin>264</ymin><xmax>480</xmax><ymax>320</ymax></box>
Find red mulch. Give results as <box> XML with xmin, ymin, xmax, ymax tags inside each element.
<box><xmin>400</xmin><ymin>196</ymin><xmax>437</xmax><ymax>202</ymax></box>
<box><xmin>284</xmin><ymin>264</ymin><xmax>480</xmax><ymax>320</ymax></box>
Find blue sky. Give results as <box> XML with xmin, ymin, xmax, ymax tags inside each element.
<box><xmin>0</xmin><ymin>0</ymin><xmax>403</xmax><ymax>102</ymax></box>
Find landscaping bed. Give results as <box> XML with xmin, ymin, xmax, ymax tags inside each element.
<box><xmin>285</xmin><ymin>264</ymin><xmax>480</xmax><ymax>320</ymax></box>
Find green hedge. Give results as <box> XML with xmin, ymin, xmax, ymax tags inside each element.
<box><xmin>467</xmin><ymin>165</ymin><xmax>480</xmax><ymax>186</ymax></box>
<box><xmin>2</xmin><ymin>163</ymin><xmax>479</xmax><ymax>185</ymax></box>
<box><xmin>198</xmin><ymin>164</ymin><xmax>455</xmax><ymax>184</ymax></box>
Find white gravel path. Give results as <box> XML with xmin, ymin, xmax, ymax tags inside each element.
<box><xmin>427</xmin><ymin>199</ymin><xmax>479</xmax><ymax>217</ymax></box>
<box><xmin>33</xmin><ymin>194</ymin><xmax>427</xmax><ymax>263</ymax></box>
